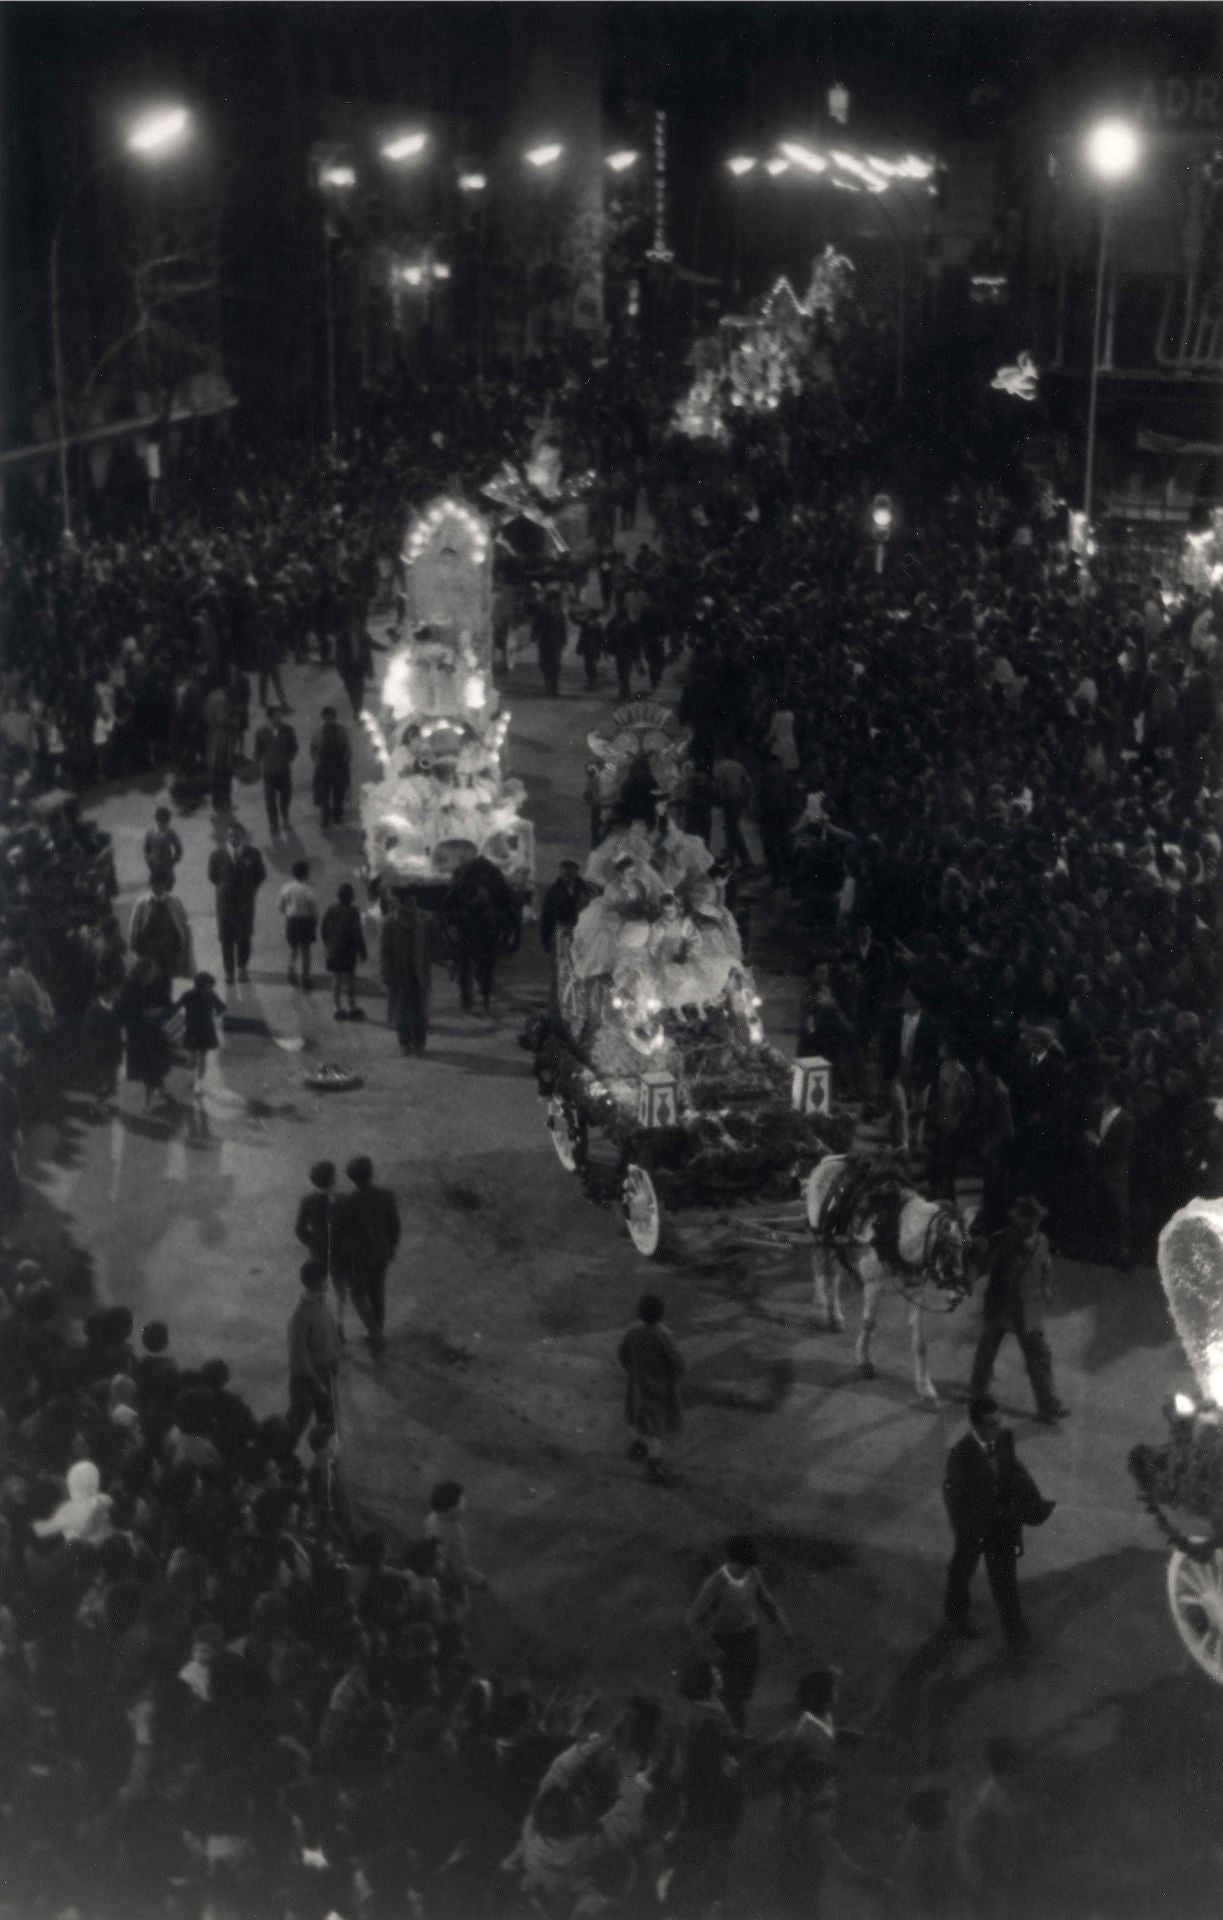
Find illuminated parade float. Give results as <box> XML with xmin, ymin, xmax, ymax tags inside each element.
<box><xmin>1130</xmin><ymin>1197</ymin><xmax>1223</xmax><ymax>1682</ymax></box>
<box><xmin>531</xmin><ymin>703</ymin><xmax>846</xmax><ymax>1255</ymax></box>
<box><xmin>360</xmin><ymin>496</ymin><xmax>534</xmax><ymax>901</ymax></box>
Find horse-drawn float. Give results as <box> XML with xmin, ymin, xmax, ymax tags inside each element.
<box><xmin>528</xmin><ymin>703</ymin><xmax>848</xmax><ymax>1255</ymax></box>
<box><xmin>1130</xmin><ymin>1197</ymin><xmax>1223</xmax><ymax>1684</ymax></box>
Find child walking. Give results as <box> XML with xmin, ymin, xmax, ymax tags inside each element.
<box><xmin>320</xmin><ymin>881</ymin><xmax>368</xmax><ymax>1020</ymax></box>
<box><xmin>174</xmin><ymin>971</ymin><xmax>226</xmax><ymax>1098</ymax></box>
<box><xmin>278</xmin><ymin>859</ymin><xmax>320</xmax><ymax>989</ymax></box>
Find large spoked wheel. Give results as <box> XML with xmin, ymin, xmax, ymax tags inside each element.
<box><xmin>1167</xmin><ymin>1545</ymin><xmax>1223</xmax><ymax>1683</ymax></box>
<box><xmin>623</xmin><ymin>1163</ymin><xmax>664</xmax><ymax>1259</ymax></box>
<box><xmin>545</xmin><ymin>1095</ymin><xmax>585</xmax><ymax>1173</ymax></box>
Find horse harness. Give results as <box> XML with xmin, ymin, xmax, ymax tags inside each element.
<box><xmin>814</xmin><ymin>1158</ymin><xmax>961</xmax><ymax>1301</ymax></box>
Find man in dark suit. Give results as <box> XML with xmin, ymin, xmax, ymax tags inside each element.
<box><xmin>878</xmin><ymin>983</ymin><xmax>940</xmax><ymax>1143</ymax></box>
<box><xmin>942</xmin><ymin>1394</ymin><xmax>1054</xmax><ymax>1646</ymax></box>
<box><xmin>968</xmin><ymin>1196</ymin><xmax>1069</xmax><ymax>1422</ymax></box>
<box><xmin>332</xmin><ymin>1156</ymin><xmax>401</xmax><ymax>1355</ymax></box>
<box><xmin>1086</xmin><ymin>1081</ymin><xmax>1135</xmax><ymax>1269</ymax></box>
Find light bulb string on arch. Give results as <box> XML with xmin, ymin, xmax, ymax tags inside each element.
<box><xmin>404</xmin><ymin>497</ymin><xmax>489</xmax><ymax>570</ymax></box>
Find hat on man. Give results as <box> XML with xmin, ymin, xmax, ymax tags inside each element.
<box><xmin>1009</xmin><ymin>1195</ymin><xmax>1048</xmax><ymax>1230</ymax></box>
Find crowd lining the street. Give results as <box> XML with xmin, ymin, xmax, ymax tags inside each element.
<box><xmin>0</xmin><ymin>298</ymin><xmax>1220</xmax><ymax>1917</ymax></box>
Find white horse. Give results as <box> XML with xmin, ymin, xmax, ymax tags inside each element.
<box><xmin>806</xmin><ymin>1154</ymin><xmax>973</xmax><ymax>1407</ymax></box>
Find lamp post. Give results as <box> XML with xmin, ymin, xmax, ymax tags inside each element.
<box><xmin>725</xmin><ymin>155</ymin><xmax>756</xmax><ymax>297</ymax></box>
<box><xmin>50</xmin><ymin>104</ymin><xmax>192</xmax><ymax>537</ymax></box>
<box><xmin>317</xmin><ymin>161</ymin><xmax>357</xmax><ymax>441</ymax></box>
<box><xmin>1082</xmin><ymin>117</ymin><xmax>1141</xmax><ymax>530</ymax></box>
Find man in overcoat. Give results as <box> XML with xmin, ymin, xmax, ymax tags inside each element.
<box><xmin>332</xmin><ymin>1156</ymin><xmax>401</xmax><ymax>1355</ymax></box>
<box><xmin>379</xmin><ymin>889</ymin><xmax>433</xmax><ymax>1055</ymax></box>
<box><xmin>206</xmin><ymin>822</ymin><xmax>266</xmax><ymax>984</ymax></box>
<box><xmin>942</xmin><ymin>1394</ymin><xmax>1054</xmax><ymax>1646</ymax></box>
<box><xmin>968</xmin><ymin>1195</ymin><xmax>1069</xmax><ymax>1422</ymax></box>
<box><xmin>617</xmin><ymin>1292</ymin><xmax>685</xmax><ymax>1485</ymax></box>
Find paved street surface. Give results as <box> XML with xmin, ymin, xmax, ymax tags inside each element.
<box><xmin>21</xmin><ymin>625</ymin><xmax>1221</xmax><ymax>1916</ymax></box>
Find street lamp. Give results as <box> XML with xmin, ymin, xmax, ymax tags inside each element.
<box><xmin>458</xmin><ymin>171</ymin><xmax>487</xmax><ymax>193</ymax></box>
<box><xmin>765</xmin><ymin>157</ymin><xmax>791</xmax><ymax>177</ymax></box>
<box><xmin>382</xmin><ymin>130</ymin><xmax>427</xmax><ymax>162</ymax></box>
<box><xmin>606</xmin><ymin>150</ymin><xmax>639</xmax><ymax>173</ymax></box>
<box><xmin>524</xmin><ymin>143</ymin><xmax>563</xmax><ymax>169</ymax></box>
<box><xmin>316</xmin><ymin>155</ymin><xmax>357</xmax><ymax>442</ymax></box>
<box><xmin>725</xmin><ymin>157</ymin><xmax>757</xmax><ymax>295</ymax></box>
<box><xmin>726</xmin><ymin>155</ymin><xmax>756</xmax><ymax>177</ymax></box>
<box><xmin>51</xmin><ymin>103</ymin><xmax>193</xmax><ymax>537</ymax></box>
<box><xmin>1082</xmin><ymin>116</ymin><xmax>1142</xmax><ymax>529</ymax></box>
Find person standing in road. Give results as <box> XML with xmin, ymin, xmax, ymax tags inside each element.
<box><xmin>942</xmin><ymin>1394</ymin><xmax>1055</xmax><ymax>1647</ymax></box>
<box><xmin>532</xmin><ymin>584</ymin><xmax>568</xmax><ymax>698</ymax></box>
<box><xmin>142</xmin><ymin>806</ymin><xmax>182</xmax><ymax>888</ymax></box>
<box><xmin>206</xmin><ymin>821</ymin><xmax>266</xmax><ymax>985</ymax></box>
<box><xmin>446</xmin><ymin>854</ymin><xmax>517</xmax><ymax>1018</ymax></box>
<box><xmin>128</xmin><ymin>874</ymin><xmax>194</xmax><ymax>990</ymax></box>
<box><xmin>686</xmin><ymin>1535</ymin><xmax>795</xmax><ymax>1731</ymax></box>
<box><xmin>539</xmin><ymin>857</ymin><xmax>592</xmax><ymax>975</ymax></box>
<box><xmin>333</xmin><ymin>1155</ymin><xmax>401</xmax><ymax>1354</ymax></box>
<box><xmin>295</xmin><ymin>1160</ymin><xmax>347</xmax><ymax>1337</ymax></box>
<box><xmin>277</xmin><ymin>859</ymin><xmax>319</xmax><ymax>990</ymax></box>
<box><xmin>968</xmin><ymin>1197</ymin><xmax>1069</xmax><ymax>1423</ymax></box>
<box><xmin>617</xmin><ymin>1292</ymin><xmax>686</xmax><ymax>1486</ymax></box>
<box><xmin>203</xmin><ymin>677</ymin><xmax>242</xmax><ymax>814</ymax></box>
<box><xmin>310</xmin><ymin>705</ymin><xmax>352</xmax><ymax>829</ymax></box>
<box><xmin>253</xmin><ymin>707</ymin><xmax>299</xmax><ymax>836</ymax></box>
<box><xmin>335</xmin><ymin>621</ymin><xmax>373</xmax><ymax>718</ymax></box>
<box><xmin>254</xmin><ymin>622</ymin><xmax>290</xmax><ymax>713</ymax></box>
<box><xmin>380</xmin><ymin>888</ymin><xmax>432</xmax><ymax>1054</ymax></box>
<box><xmin>285</xmin><ymin>1261</ymin><xmax>341</xmax><ymax>1446</ymax></box>
<box><xmin>172</xmin><ymin>970</ymin><xmax>226</xmax><ymax>1099</ymax></box>
<box><xmin>321</xmin><ymin>881</ymin><xmax>368</xmax><ymax>1020</ymax></box>
<box><xmin>712</xmin><ymin>753</ymin><xmax>754</xmax><ymax>871</ymax></box>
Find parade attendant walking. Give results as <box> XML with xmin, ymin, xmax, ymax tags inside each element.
<box><xmin>285</xmin><ymin>1261</ymin><xmax>341</xmax><ymax>1446</ymax></box>
<box><xmin>686</xmin><ymin>1535</ymin><xmax>795</xmax><ymax>1730</ymax></box>
<box><xmin>142</xmin><ymin>806</ymin><xmax>182</xmax><ymax>886</ymax></box>
<box><xmin>206</xmin><ymin>823</ymin><xmax>266</xmax><ymax>985</ymax></box>
<box><xmin>968</xmin><ymin>1197</ymin><xmax>1069</xmax><ymax>1422</ymax></box>
<box><xmin>617</xmin><ymin>1292</ymin><xmax>685</xmax><ymax>1485</ymax></box>
<box><xmin>295</xmin><ymin>1160</ymin><xmax>345</xmax><ymax>1335</ymax></box>
<box><xmin>380</xmin><ymin>889</ymin><xmax>431</xmax><ymax>1052</ymax></box>
<box><xmin>173</xmin><ymin>972</ymin><xmax>226</xmax><ymax>1098</ymax></box>
<box><xmin>942</xmin><ymin>1395</ymin><xmax>1055</xmax><ymax>1647</ymax></box>
<box><xmin>446</xmin><ymin>854</ymin><xmax>516</xmax><ymax>1018</ymax></box>
<box><xmin>278</xmin><ymin>860</ymin><xmax>319</xmax><ymax>990</ymax></box>
<box><xmin>128</xmin><ymin>875</ymin><xmax>194</xmax><ymax>989</ymax></box>
<box><xmin>253</xmin><ymin>707</ymin><xmax>298</xmax><ymax>836</ymax></box>
<box><xmin>320</xmin><ymin>882</ymin><xmax>367</xmax><ymax>1019</ymax></box>
<box><xmin>310</xmin><ymin>705</ymin><xmax>352</xmax><ymax>828</ymax></box>
<box><xmin>332</xmin><ymin>1156</ymin><xmax>401</xmax><ymax>1354</ymax></box>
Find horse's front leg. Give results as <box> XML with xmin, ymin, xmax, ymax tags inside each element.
<box><xmin>856</xmin><ymin>1271</ymin><xmax>880</xmax><ymax>1379</ymax></box>
<box><xmin>910</xmin><ymin>1300</ymin><xmax>939</xmax><ymax>1407</ymax></box>
<box><xmin>811</xmin><ymin>1247</ymin><xmax>845</xmax><ymax>1333</ymax></box>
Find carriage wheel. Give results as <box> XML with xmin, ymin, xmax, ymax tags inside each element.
<box><xmin>545</xmin><ymin>1095</ymin><xmax>584</xmax><ymax>1173</ymax></box>
<box><xmin>1167</xmin><ymin>1546</ymin><xmax>1223</xmax><ymax>1684</ymax></box>
<box><xmin>623</xmin><ymin>1164</ymin><xmax>664</xmax><ymax>1258</ymax></box>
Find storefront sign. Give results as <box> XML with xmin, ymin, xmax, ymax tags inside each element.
<box><xmin>1136</xmin><ymin>76</ymin><xmax>1221</xmax><ymax>128</ymax></box>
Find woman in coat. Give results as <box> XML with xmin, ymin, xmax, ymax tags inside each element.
<box><xmin>617</xmin><ymin>1291</ymin><xmax>685</xmax><ymax>1485</ymax></box>
<box><xmin>116</xmin><ymin>957</ymin><xmax>174</xmax><ymax>1108</ymax></box>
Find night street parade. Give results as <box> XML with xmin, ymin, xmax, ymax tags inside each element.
<box><xmin>1</xmin><ymin>4</ymin><xmax>1222</xmax><ymax>1916</ymax></box>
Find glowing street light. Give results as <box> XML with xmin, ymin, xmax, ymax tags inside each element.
<box><xmin>606</xmin><ymin>150</ymin><xmax>639</xmax><ymax>172</ymax></box>
<box><xmin>1081</xmin><ymin>115</ymin><xmax>1143</xmax><ymax>529</ymax></box>
<box><xmin>401</xmin><ymin>264</ymin><xmax>424</xmax><ymax>287</ymax></box>
<box><xmin>1085</xmin><ymin>116</ymin><xmax>1142</xmax><ymax>182</ymax></box>
<box><xmin>765</xmin><ymin>156</ymin><xmax>791</xmax><ymax>177</ymax></box>
<box><xmin>432</xmin><ymin>262</ymin><xmax>451</xmax><ymax>281</ymax></box>
<box><xmin>382</xmin><ymin>130</ymin><xmax>427</xmax><ymax>162</ymax></box>
<box><xmin>126</xmin><ymin>105</ymin><xmax>191</xmax><ymax>155</ymax></box>
<box><xmin>726</xmin><ymin>154</ymin><xmax>756</xmax><ymax>176</ymax></box>
<box><xmin>525</xmin><ymin>142</ymin><xmax>563</xmax><ymax>168</ymax></box>
<box><xmin>780</xmin><ymin>141</ymin><xmax>827</xmax><ymax>173</ymax></box>
<box><xmin>319</xmin><ymin>163</ymin><xmax>357</xmax><ymax>190</ymax></box>
<box><xmin>52</xmin><ymin>102</ymin><xmax>194</xmax><ymax>535</ymax></box>
<box><xmin>458</xmin><ymin>171</ymin><xmax>487</xmax><ymax>192</ymax></box>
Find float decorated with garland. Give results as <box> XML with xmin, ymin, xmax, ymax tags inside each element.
<box><xmin>360</xmin><ymin>495</ymin><xmax>534</xmax><ymax>904</ymax></box>
<box><xmin>1129</xmin><ymin>1196</ymin><xmax>1223</xmax><ymax>1682</ymax></box>
<box><xmin>527</xmin><ymin>702</ymin><xmax>849</xmax><ymax>1255</ymax></box>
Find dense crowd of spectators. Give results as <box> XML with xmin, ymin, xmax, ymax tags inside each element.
<box><xmin>0</xmin><ymin>288</ymin><xmax>1220</xmax><ymax>1917</ymax></box>
<box><xmin>615</xmin><ymin>382</ymin><xmax>1223</xmax><ymax>1262</ymax></box>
